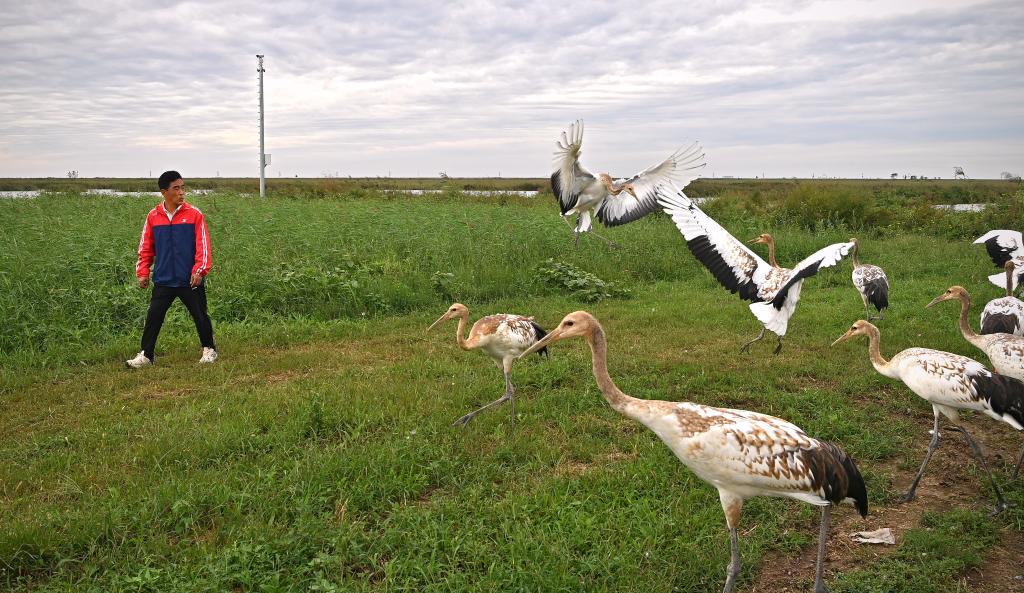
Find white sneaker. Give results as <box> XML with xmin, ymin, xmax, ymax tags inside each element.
<box><xmin>126</xmin><ymin>351</ymin><xmax>152</xmax><ymax>368</ymax></box>
<box><xmin>199</xmin><ymin>347</ymin><xmax>218</xmax><ymax>363</ymax></box>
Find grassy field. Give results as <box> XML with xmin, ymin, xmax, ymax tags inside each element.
<box><xmin>1</xmin><ymin>184</ymin><xmax>1022</xmax><ymax>591</ymax></box>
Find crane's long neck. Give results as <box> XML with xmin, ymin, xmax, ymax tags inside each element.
<box><xmin>863</xmin><ymin>325</ymin><xmax>895</xmax><ymax>377</ymax></box>
<box><xmin>454</xmin><ymin>314</ymin><xmax>474</xmax><ymax>351</ymax></box>
<box><xmin>586</xmin><ymin>326</ymin><xmax>641</xmax><ymax>416</ymax></box>
<box><xmin>955</xmin><ymin>294</ymin><xmax>986</xmax><ymax>349</ymax></box>
<box><xmin>600</xmin><ymin>173</ymin><xmax>625</xmax><ymax>196</ymax></box>
<box><xmin>851</xmin><ymin>243</ymin><xmax>862</xmax><ymax>268</ymax></box>
<box><xmin>765</xmin><ymin>238</ymin><xmax>779</xmax><ymax>268</ymax></box>
<box><xmin>1006</xmin><ymin>266</ymin><xmax>1015</xmax><ymax>297</ymax></box>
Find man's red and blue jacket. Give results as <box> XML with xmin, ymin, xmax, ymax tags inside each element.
<box><xmin>136</xmin><ymin>201</ymin><xmax>212</xmax><ymax>287</ymax></box>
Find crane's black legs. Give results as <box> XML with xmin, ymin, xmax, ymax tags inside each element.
<box><xmin>862</xmin><ymin>298</ymin><xmax>884</xmax><ymax>321</ymax></box>
<box><xmin>451</xmin><ymin>373</ymin><xmax>515</xmax><ymax>428</ymax></box>
<box><xmin>1013</xmin><ymin>444</ymin><xmax>1023</xmax><ymax>481</ymax></box>
<box><xmin>739</xmin><ymin>329</ymin><xmax>783</xmax><ymax>354</ymax></box>
<box><xmin>949</xmin><ymin>424</ymin><xmax>1011</xmax><ymax>513</ymax></box>
<box><xmin>739</xmin><ymin>328</ymin><xmax>766</xmax><ymax>354</ymax></box>
<box><xmin>590</xmin><ymin>230</ymin><xmax>619</xmax><ymax>249</ymax></box>
<box><xmin>812</xmin><ymin>506</ymin><xmax>832</xmax><ymax>593</ymax></box>
<box><xmin>722</xmin><ymin>527</ymin><xmax>741</xmax><ymax>593</ymax></box>
<box><xmin>902</xmin><ymin>413</ymin><xmax>941</xmax><ymax>503</ymax></box>
<box><xmin>575</xmin><ymin>229</ymin><xmax>619</xmax><ymax>249</ymax></box>
<box><xmin>564</xmin><ymin>215</ymin><xmax>619</xmax><ymax>249</ymax></box>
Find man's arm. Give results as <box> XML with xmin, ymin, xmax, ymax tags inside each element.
<box><xmin>190</xmin><ymin>211</ymin><xmax>211</xmax><ymax>287</ymax></box>
<box><xmin>136</xmin><ymin>214</ymin><xmax>154</xmax><ymax>288</ymax></box>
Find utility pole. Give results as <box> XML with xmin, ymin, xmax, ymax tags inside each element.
<box><xmin>257</xmin><ymin>54</ymin><xmax>266</xmax><ymax>198</ymax></box>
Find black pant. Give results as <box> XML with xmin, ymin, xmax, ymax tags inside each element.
<box><xmin>141</xmin><ymin>283</ymin><xmax>215</xmax><ymax>360</ymax></box>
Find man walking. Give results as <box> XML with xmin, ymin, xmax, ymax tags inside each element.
<box><xmin>126</xmin><ymin>171</ymin><xmax>217</xmax><ymax>367</ymax></box>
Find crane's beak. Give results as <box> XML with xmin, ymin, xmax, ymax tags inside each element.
<box><xmin>831</xmin><ymin>330</ymin><xmax>854</xmax><ymax>347</ymax></box>
<box><xmin>925</xmin><ymin>294</ymin><xmax>947</xmax><ymax>309</ymax></box>
<box><xmin>519</xmin><ymin>328</ymin><xmax>562</xmax><ymax>360</ymax></box>
<box><xmin>748</xmin><ymin>237</ymin><xmax>762</xmax><ymax>244</ymax></box>
<box><xmin>427</xmin><ymin>312</ymin><xmax>449</xmax><ymax>332</ymax></box>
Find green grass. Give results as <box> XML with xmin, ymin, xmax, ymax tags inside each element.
<box><xmin>1</xmin><ymin>185</ymin><xmax>1022</xmax><ymax>591</ymax></box>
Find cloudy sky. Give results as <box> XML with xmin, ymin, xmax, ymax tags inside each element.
<box><xmin>2</xmin><ymin>0</ymin><xmax>1022</xmax><ymax>179</ymax></box>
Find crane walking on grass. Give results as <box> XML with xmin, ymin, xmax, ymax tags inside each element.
<box><xmin>658</xmin><ymin>188</ymin><xmax>855</xmax><ymax>354</ymax></box>
<box><xmin>832</xmin><ymin>320</ymin><xmax>1023</xmax><ymax>510</ymax></box>
<box><xmin>428</xmin><ymin>303</ymin><xmax>548</xmax><ymax>427</ymax></box>
<box><xmin>520</xmin><ymin>311</ymin><xmax>868</xmax><ymax>593</ymax></box>
<box><xmin>551</xmin><ymin>120</ymin><xmax>705</xmax><ymax>248</ymax></box>
<box><xmin>974</xmin><ymin>230</ymin><xmax>1024</xmax><ymax>292</ymax></box>
<box><xmin>978</xmin><ymin>262</ymin><xmax>1024</xmax><ymax>336</ymax></box>
<box><xmin>850</xmin><ymin>238</ymin><xmax>889</xmax><ymax>320</ymax></box>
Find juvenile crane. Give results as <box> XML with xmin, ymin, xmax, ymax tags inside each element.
<box><xmin>658</xmin><ymin>190</ymin><xmax>854</xmax><ymax>353</ymax></box>
<box><xmin>850</xmin><ymin>238</ymin><xmax>889</xmax><ymax>320</ymax></box>
<box><xmin>927</xmin><ymin>285</ymin><xmax>1024</xmax><ymax>478</ymax></box>
<box><xmin>974</xmin><ymin>229</ymin><xmax>1024</xmax><ymax>291</ymax></box>
<box><xmin>978</xmin><ymin>262</ymin><xmax>1024</xmax><ymax>336</ymax></box>
<box><xmin>551</xmin><ymin>120</ymin><xmax>705</xmax><ymax>247</ymax></box>
<box><xmin>832</xmin><ymin>320</ymin><xmax>1023</xmax><ymax>510</ymax></box>
<box><xmin>927</xmin><ymin>286</ymin><xmax>1024</xmax><ymax>381</ymax></box>
<box><xmin>521</xmin><ymin>311</ymin><xmax>867</xmax><ymax>593</ymax></box>
<box><xmin>428</xmin><ymin>303</ymin><xmax>548</xmax><ymax>427</ymax></box>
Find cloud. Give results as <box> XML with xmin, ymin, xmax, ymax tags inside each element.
<box><xmin>1</xmin><ymin>0</ymin><xmax>1021</xmax><ymax>178</ymax></box>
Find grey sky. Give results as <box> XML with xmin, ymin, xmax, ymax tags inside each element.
<box><xmin>2</xmin><ymin>0</ymin><xmax>1022</xmax><ymax>179</ymax></box>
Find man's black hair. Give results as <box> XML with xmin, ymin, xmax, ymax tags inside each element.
<box><xmin>158</xmin><ymin>170</ymin><xmax>182</xmax><ymax>190</ymax></box>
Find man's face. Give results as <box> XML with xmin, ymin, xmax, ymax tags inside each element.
<box><xmin>161</xmin><ymin>178</ymin><xmax>185</xmax><ymax>208</ymax></box>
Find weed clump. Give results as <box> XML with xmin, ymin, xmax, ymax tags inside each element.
<box><xmin>537</xmin><ymin>259</ymin><xmax>630</xmax><ymax>303</ymax></box>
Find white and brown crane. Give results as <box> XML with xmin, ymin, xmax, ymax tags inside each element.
<box><xmin>658</xmin><ymin>190</ymin><xmax>855</xmax><ymax>353</ymax></box>
<box><xmin>551</xmin><ymin>120</ymin><xmax>705</xmax><ymax>247</ymax></box>
<box><xmin>927</xmin><ymin>285</ymin><xmax>1024</xmax><ymax>381</ymax></box>
<box><xmin>927</xmin><ymin>285</ymin><xmax>1024</xmax><ymax>478</ymax></box>
<box><xmin>832</xmin><ymin>320</ymin><xmax>1023</xmax><ymax>509</ymax></box>
<box><xmin>978</xmin><ymin>262</ymin><xmax>1024</xmax><ymax>336</ymax></box>
<box><xmin>521</xmin><ymin>311</ymin><xmax>867</xmax><ymax>593</ymax></box>
<box><xmin>974</xmin><ymin>229</ymin><xmax>1024</xmax><ymax>291</ymax></box>
<box><xmin>428</xmin><ymin>303</ymin><xmax>548</xmax><ymax>427</ymax></box>
<box><xmin>850</xmin><ymin>238</ymin><xmax>889</xmax><ymax>320</ymax></box>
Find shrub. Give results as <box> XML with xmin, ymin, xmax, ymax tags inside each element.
<box><xmin>537</xmin><ymin>259</ymin><xmax>630</xmax><ymax>303</ymax></box>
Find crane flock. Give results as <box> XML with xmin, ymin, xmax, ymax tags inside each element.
<box><xmin>422</xmin><ymin>124</ymin><xmax>1023</xmax><ymax>592</ymax></box>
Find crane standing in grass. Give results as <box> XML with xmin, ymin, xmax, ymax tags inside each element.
<box><xmin>551</xmin><ymin>120</ymin><xmax>705</xmax><ymax>248</ymax></box>
<box><xmin>850</xmin><ymin>238</ymin><xmax>889</xmax><ymax>320</ymax></box>
<box><xmin>927</xmin><ymin>286</ymin><xmax>1024</xmax><ymax>381</ymax></box>
<box><xmin>658</xmin><ymin>188</ymin><xmax>855</xmax><ymax>354</ymax></box>
<box><xmin>978</xmin><ymin>262</ymin><xmax>1024</xmax><ymax>336</ymax></box>
<box><xmin>428</xmin><ymin>303</ymin><xmax>548</xmax><ymax>427</ymax></box>
<box><xmin>521</xmin><ymin>311</ymin><xmax>867</xmax><ymax>593</ymax></box>
<box><xmin>832</xmin><ymin>320</ymin><xmax>1023</xmax><ymax>510</ymax></box>
<box><xmin>927</xmin><ymin>285</ymin><xmax>1024</xmax><ymax>478</ymax></box>
<box><xmin>974</xmin><ymin>229</ymin><xmax>1024</xmax><ymax>291</ymax></box>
